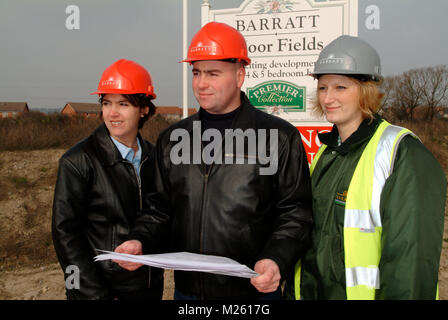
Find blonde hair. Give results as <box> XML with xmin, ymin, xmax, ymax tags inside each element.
<box><xmin>312</xmin><ymin>76</ymin><xmax>384</xmax><ymax>121</ymax></box>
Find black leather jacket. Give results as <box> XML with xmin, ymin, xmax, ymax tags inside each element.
<box><xmin>131</xmin><ymin>92</ymin><xmax>313</xmax><ymax>299</ymax></box>
<box><xmin>52</xmin><ymin>123</ymin><xmax>163</xmax><ymax>299</ymax></box>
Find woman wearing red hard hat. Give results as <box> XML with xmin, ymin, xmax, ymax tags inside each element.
<box><xmin>52</xmin><ymin>59</ymin><xmax>164</xmax><ymax>300</ymax></box>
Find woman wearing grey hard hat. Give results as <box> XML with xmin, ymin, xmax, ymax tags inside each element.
<box><xmin>286</xmin><ymin>35</ymin><xmax>446</xmax><ymax>300</ymax></box>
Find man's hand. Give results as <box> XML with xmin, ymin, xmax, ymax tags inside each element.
<box><xmin>113</xmin><ymin>240</ymin><xmax>144</xmax><ymax>271</ymax></box>
<box><xmin>250</xmin><ymin>259</ymin><xmax>281</xmax><ymax>293</ymax></box>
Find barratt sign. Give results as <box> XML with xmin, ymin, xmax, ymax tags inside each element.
<box><xmin>202</xmin><ymin>0</ymin><xmax>358</xmax><ymax>164</ymax></box>
<box><xmin>247</xmin><ymin>81</ymin><xmax>305</xmax><ymax>114</ymax></box>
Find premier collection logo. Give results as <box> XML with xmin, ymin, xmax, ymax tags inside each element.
<box><xmin>247</xmin><ymin>80</ymin><xmax>305</xmax><ymax>115</ymax></box>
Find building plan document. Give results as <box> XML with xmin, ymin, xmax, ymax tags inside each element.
<box><xmin>94</xmin><ymin>250</ymin><xmax>258</xmax><ymax>278</ymax></box>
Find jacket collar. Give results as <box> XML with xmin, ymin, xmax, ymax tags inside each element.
<box><xmin>93</xmin><ymin>123</ymin><xmax>150</xmax><ymax>166</ymax></box>
<box><xmin>231</xmin><ymin>91</ymin><xmax>257</xmax><ymax>131</ymax></box>
<box><xmin>318</xmin><ymin>114</ymin><xmax>383</xmax><ymax>155</ymax></box>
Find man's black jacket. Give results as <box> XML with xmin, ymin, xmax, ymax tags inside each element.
<box><xmin>131</xmin><ymin>92</ymin><xmax>313</xmax><ymax>299</ymax></box>
<box><xmin>52</xmin><ymin>123</ymin><xmax>163</xmax><ymax>299</ymax></box>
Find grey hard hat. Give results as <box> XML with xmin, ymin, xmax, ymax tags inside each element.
<box><xmin>311</xmin><ymin>35</ymin><xmax>382</xmax><ymax>81</ymax></box>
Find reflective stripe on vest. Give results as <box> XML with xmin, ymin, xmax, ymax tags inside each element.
<box><xmin>294</xmin><ymin>120</ymin><xmax>414</xmax><ymax>300</ymax></box>
<box><xmin>345</xmin><ymin>121</ymin><xmax>412</xmax><ymax>299</ymax></box>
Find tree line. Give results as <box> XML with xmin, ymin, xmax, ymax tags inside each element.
<box><xmin>380</xmin><ymin>65</ymin><xmax>448</xmax><ymax>122</ymax></box>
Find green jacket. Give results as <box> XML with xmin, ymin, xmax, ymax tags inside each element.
<box><xmin>294</xmin><ymin>116</ymin><xmax>446</xmax><ymax>299</ymax></box>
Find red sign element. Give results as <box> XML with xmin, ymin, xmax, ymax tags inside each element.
<box><xmin>296</xmin><ymin>126</ymin><xmax>333</xmax><ymax>165</ymax></box>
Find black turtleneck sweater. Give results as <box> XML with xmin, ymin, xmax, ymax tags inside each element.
<box><xmin>199</xmin><ymin>106</ymin><xmax>240</xmax><ymax>170</ymax></box>
<box><xmin>199</xmin><ymin>106</ymin><xmax>240</xmax><ymax>137</ymax></box>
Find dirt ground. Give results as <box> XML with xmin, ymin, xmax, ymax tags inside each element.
<box><xmin>0</xmin><ymin>149</ymin><xmax>175</xmax><ymax>300</ymax></box>
<box><xmin>0</xmin><ymin>149</ymin><xmax>447</xmax><ymax>300</ymax></box>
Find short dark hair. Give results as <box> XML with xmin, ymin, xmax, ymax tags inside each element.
<box><xmin>99</xmin><ymin>94</ymin><xmax>156</xmax><ymax>129</ymax></box>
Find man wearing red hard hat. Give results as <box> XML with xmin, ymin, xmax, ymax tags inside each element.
<box><xmin>52</xmin><ymin>59</ymin><xmax>165</xmax><ymax>300</ymax></box>
<box><xmin>116</xmin><ymin>22</ymin><xmax>313</xmax><ymax>300</ymax></box>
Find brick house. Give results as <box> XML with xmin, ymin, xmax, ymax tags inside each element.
<box><xmin>61</xmin><ymin>102</ymin><xmax>102</xmax><ymax>118</ymax></box>
<box><xmin>0</xmin><ymin>102</ymin><xmax>29</xmax><ymax>119</ymax></box>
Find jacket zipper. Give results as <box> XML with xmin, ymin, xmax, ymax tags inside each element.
<box><xmin>124</xmin><ymin>155</ymin><xmax>151</xmax><ymax>287</ymax></box>
<box><xmin>199</xmin><ymin>161</ymin><xmax>213</xmax><ymax>300</ymax></box>
<box><xmin>125</xmin><ymin>156</ymin><xmax>148</xmax><ymax>211</ymax></box>
<box><xmin>136</xmin><ymin>156</ymin><xmax>148</xmax><ymax>211</ymax></box>
<box><xmin>137</xmin><ymin>156</ymin><xmax>152</xmax><ymax>288</ymax></box>
<box><xmin>198</xmin><ymin>130</ymin><xmax>229</xmax><ymax>299</ymax></box>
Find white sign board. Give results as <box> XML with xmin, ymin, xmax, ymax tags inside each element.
<box><xmin>202</xmin><ymin>0</ymin><xmax>358</xmax><ymax>163</ymax></box>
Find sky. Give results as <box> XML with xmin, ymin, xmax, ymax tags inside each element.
<box><xmin>0</xmin><ymin>0</ymin><xmax>447</xmax><ymax>111</ymax></box>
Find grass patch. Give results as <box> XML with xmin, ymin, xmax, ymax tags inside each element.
<box><xmin>0</xmin><ymin>112</ymin><xmax>175</xmax><ymax>151</ymax></box>
<box><xmin>10</xmin><ymin>176</ymin><xmax>28</xmax><ymax>187</ymax></box>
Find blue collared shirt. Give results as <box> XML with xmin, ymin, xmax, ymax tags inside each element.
<box><xmin>110</xmin><ymin>136</ymin><xmax>142</xmax><ymax>177</ymax></box>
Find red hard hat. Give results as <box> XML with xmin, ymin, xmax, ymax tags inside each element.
<box><xmin>181</xmin><ymin>22</ymin><xmax>251</xmax><ymax>65</ymax></box>
<box><xmin>91</xmin><ymin>59</ymin><xmax>156</xmax><ymax>99</ymax></box>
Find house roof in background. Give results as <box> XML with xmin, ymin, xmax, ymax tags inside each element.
<box><xmin>65</xmin><ymin>102</ymin><xmax>101</xmax><ymax>113</ymax></box>
<box><xmin>0</xmin><ymin>102</ymin><xmax>29</xmax><ymax>112</ymax></box>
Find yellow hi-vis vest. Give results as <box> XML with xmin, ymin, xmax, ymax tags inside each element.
<box><xmin>295</xmin><ymin>120</ymin><xmax>418</xmax><ymax>300</ymax></box>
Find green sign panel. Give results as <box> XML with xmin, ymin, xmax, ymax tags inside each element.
<box><xmin>247</xmin><ymin>80</ymin><xmax>306</xmax><ymax>113</ymax></box>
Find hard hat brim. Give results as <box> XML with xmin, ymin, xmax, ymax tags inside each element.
<box><xmin>308</xmin><ymin>71</ymin><xmax>382</xmax><ymax>81</ymax></box>
<box><xmin>179</xmin><ymin>57</ymin><xmax>251</xmax><ymax>65</ymax></box>
<box><xmin>90</xmin><ymin>90</ymin><xmax>156</xmax><ymax>99</ymax></box>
